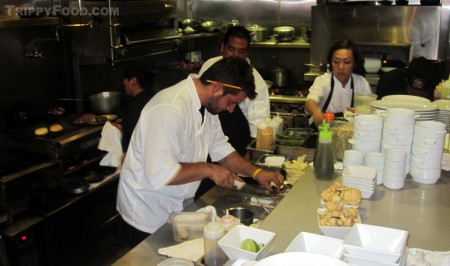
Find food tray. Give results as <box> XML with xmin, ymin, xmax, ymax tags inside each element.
<box><xmin>276</xmin><ymin>128</ymin><xmax>313</xmax><ymax>147</ymax></box>
<box><xmin>246</xmin><ymin>139</ymin><xmax>275</xmax><ymax>163</ymax></box>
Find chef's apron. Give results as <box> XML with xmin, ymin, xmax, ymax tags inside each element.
<box><xmin>218</xmin><ymin>105</ymin><xmax>251</xmax><ymax>157</ymax></box>
<box><xmin>322</xmin><ymin>74</ymin><xmax>355</xmax><ymax>117</ymax></box>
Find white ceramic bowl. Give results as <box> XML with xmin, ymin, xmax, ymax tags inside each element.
<box><xmin>410</xmin><ymin>167</ymin><xmax>441</xmax><ymax>182</ymax></box>
<box><xmin>364</xmin><ymin>58</ymin><xmax>382</xmax><ymax>73</ymax></box>
<box><xmin>343</xmin><ymin>224</ymin><xmax>408</xmax><ymax>263</ymax></box>
<box><xmin>350</xmin><ymin>139</ymin><xmax>381</xmax><ymax>153</ymax></box>
<box><xmin>343</xmin><ymin>245</ymin><xmax>408</xmax><ymax>266</ymax></box>
<box><xmin>255</xmin><ymin>252</ymin><xmax>348</xmax><ymax>266</ymax></box>
<box><xmin>218</xmin><ymin>225</ymin><xmax>276</xmax><ymax>261</ymax></box>
<box><xmin>382</xmin><ymin>131</ymin><xmax>413</xmax><ymax>145</ymax></box>
<box><xmin>343</xmin><ymin>165</ymin><xmax>377</xmax><ymax>181</ymax></box>
<box><xmin>412</xmin><ymin>144</ymin><xmax>444</xmax><ymax>159</ymax></box>
<box><xmin>382</xmin><ymin>146</ymin><xmax>409</xmax><ymax>162</ymax></box>
<box><xmin>413</xmin><ymin>135</ymin><xmax>445</xmax><ymax>149</ymax></box>
<box><xmin>354</xmin><ymin>114</ymin><xmax>383</xmax><ymax>132</ymax></box>
<box><xmin>384</xmin><ymin>108</ymin><xmax>416</xmax><ymax>125</ymax></box>
<box><xmin>364</xmin><ymin>152</ymin><xmax>385</xmax><ymax>164</ymax></box>
<box><xmin>284</xmin><ymin>232</ymin><xmax>344</xmax><ymax>259</ymax></box>
<box><xmin>410</xmin><ymin>155</ymin><xmax>442</xmax><ymax>169</ymax></box>
<box><xmin>353</xmin><ymin>129</ymin><xmax>382</xmax><ymax>141</ymax></box>
<box><xmin>383</xmin><ymin>178</ymin><xmax>405</xmax><ymax>190</ymax></box>
<box><xmin>318</xmin><ymin>208</ymin><xmax>361</xmax><ymax>239</ymax></box>
<box><xmin>383</xmin><ymin>122</ymin><xmax>415</xmax><ymax>135</ymax></box>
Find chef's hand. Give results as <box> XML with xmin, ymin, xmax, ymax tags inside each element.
<box><xmin>312</xmin><ymin>110</ymin><xmax>324</xmax><ymax>126</ymax></box>
<box><xmin>208</xmin><ymin>164</ymin><xmax>244</xmax><ymax>188</ymax></box>
<box><xmin>254</xmin><ymin>170</ymin><xmax>284</xmax><ymax>192</ymax></box>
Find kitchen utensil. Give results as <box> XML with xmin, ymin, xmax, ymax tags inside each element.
<box><xmin>201</xmin><ymin>20</ymin><xmax>224</xmax><ymax>32</ymax></box>
<box><xmin>270</xmin><ymin>67</ymin><xmax>289</xmax><ymax>87</ymax></box>
<box><xmin>256</xmin><ymin>198</ymin><xmax>271</xmax><ymax>214</ymax></box>
<box><xmin>88</xmin><ymin>91</ymin><xmax>121</xmax><ymax>115</ymax></box>
<box><xmin>227</xmin><ymin>207</ymin><xmax>254</xmax><ymax>226</ymax></box>
<box><xmin>246</xmin><ymin>25</ymin><xmax>268</xmax><ymax>42</ymax></box>
<box><xmin>273</xmin><ymin>26</ymin><xmax>295</xmax><ymax>42</ymax></box>
<box><xmin>179</xmin><ymin>18</ymin><xmax>203</xmax><ymax>34</ymax></box>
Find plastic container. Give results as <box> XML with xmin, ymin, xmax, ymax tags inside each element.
<box><xmin>203</xmin><ymin>217</ymin><xmax>227</xmax><ymax>266</ymax></box>
<box><xmin>313</xmin><ymin>120</ymin><xmax>335</xmax><ymax>180</ymax></box>
<box><xmin>170</xmin><ymin>212</ymin><xmax>211</xmax><ymax>242</ymax></box>
<box><xmin>220</xmin><ymin>209</ymin><xmax>239</xmax><ymax>232</ymax></box>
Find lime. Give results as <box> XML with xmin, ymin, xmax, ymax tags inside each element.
<box><xmin>240</xmin><ymin>239</ymin><xmax>260</xmax><ymax>253</ymax></box>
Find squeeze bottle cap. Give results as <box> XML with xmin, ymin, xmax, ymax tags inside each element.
<box><xmin>318</xmin><ymin>120</ymin><xmax>332</xmax><ymax>140</ymax></box>
<box><xmin>323</xmin><ymin>113</ymin><xmax>335</xmax><ymax>121</ymax></box>
<box><xmin>204</xmin><ymin>216</ymin><xmax>224</xmax><ymax>238</ymax></box>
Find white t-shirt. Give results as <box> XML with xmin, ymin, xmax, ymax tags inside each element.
<box><xmin>199</xmin><ymin>56</ymin><xmax>270</xmax><ymax>138</ymax></box>
<box><xmin>306</xmin><ymin>72</ymin><xmax>372</xmax><ymax>114</ymax></box>
<box><xmin>117</xmin><ymin>75</ymin><xmax>235</xmax><ymax>233</ymax></box>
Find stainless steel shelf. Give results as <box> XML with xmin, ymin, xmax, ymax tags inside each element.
<box><xmin>251</xmin><ymin>37</ymin><xmax>310</xmax><ymax>48</ymax></box>
<box><xmin>0</xmin><ymin>16</ymin><xmax>59</xmax><ymax>28</ymax></box>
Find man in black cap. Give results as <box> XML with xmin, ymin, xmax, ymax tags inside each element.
<box><xmin>406</xmin><ymin>57</ymin><xmax>441</xmax><ymax>101</ymax></box>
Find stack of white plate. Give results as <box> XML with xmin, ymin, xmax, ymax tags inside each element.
<box><xmin>433</xmin><ymin>99</ymin><xmax>450</xmax><ymax>131</ymax></box>
<box><xmin>343</xmin><ymin>224</ymin><xmax>408</xmax><ymax>266</ymax></box>
<box><xmin>371</xmin><ymin>96</ymin><xmax>438</xmax><ymax>121</ymax></box>
<box><xmin>342</xmin><ymin>165</ymin><xmax>376</xmax><ymax>199</ymax></box>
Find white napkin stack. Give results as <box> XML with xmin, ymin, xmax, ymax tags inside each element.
<box><xmin>158</xmin><ymin>238</ymin><xmax>204</xmax><ymax>262</ymax></box>
<box><xmin>98</xmin><ymin>122</ymin><xmax>123</xmax><ymax>168</ymax></box>
<box><xmin>407</xmin><ymin>248</ymin><xmax>450</xmax><ymax>266</ymax></box>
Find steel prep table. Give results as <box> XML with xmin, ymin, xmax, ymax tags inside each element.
<box><xmin>112</xmin><ymin>162</ymin><xmax>450</xmax><ymax>265</ymax></box>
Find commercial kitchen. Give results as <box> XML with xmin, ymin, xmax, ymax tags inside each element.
<box><xmin>0</xmin><ymin>0</ymin><xmax>449</xmax><ymax>265</ymax></box>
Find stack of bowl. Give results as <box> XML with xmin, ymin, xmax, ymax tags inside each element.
<box><xmin>343</xmin><ymin>150</ymin><xmax>365</xmax><ymax>168</ymax></box>
<box><xmin>350</xmin><ymin>114</ymin><xmax>383</xmax><ymax>154</ymax></box>
<box><xmin>342</xmin><ymin>224</ymin><xmax>408</xmax><ymax>266</ymax></box>
<box><xmin>364</xmin><ymin>152</ymin><xmax>385</xmax><ymax>185</ymax></box>
<box><xmin>342</xmin><ymin>165</ymin><xmax>376</xmax><ymax>199</ymax></box>
<box><xmin>381</xmin><ymin>108</ymin><xmax>415</xmax><ymax>174</ymax></box>
<box><xmin>383</xmin><ymin>148</ymin><xmax>408</xmax><ymax>190</ymax></box>
<box><xmin>410</xmin><ymin>121</ymin><xmax>446</xmax><ymax>184</ymax></box>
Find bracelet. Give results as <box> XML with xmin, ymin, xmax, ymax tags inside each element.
<box><xmin>252</xmin><ymin>168</ymin><xmax>263</xmax><ymax>180</ymax></box>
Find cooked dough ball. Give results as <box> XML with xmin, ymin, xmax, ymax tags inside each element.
<box><xmin>49</xmin><ymin>124</ymin><xmax>64</xmax><ymax>132</ymax></box>
<box><xmin>34</xmin><ymin>127</ymin><xmax>49</xmax><ymax>136</ymax></box>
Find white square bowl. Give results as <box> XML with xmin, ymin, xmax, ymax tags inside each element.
<box><xmin>285</xmin><ymin>232</ymin><xmax>344</xmax><ymax>259</ymax></box>
<box><xmin>343</xmin><ymin>165</ymin><xmax>377</xmax><ymax>181</ymax></box>
<box><xmin>218</xmin><ymin>224</ymin><xmax>276</xmax><ymax>261</ymax></box>
<box><xmin>343</xmin><ymin>245</ymin><xmax>408</xmax><ymax>266</ymax></box>
<box><xmin>318</xmin><ymin>208</ymin><xmax>361</xmax><ymax>240</ymax></box>
<box><xmin>343</xmin><ymin>224</ymin><xmax>408</xmax><ymax>263</ymax></box>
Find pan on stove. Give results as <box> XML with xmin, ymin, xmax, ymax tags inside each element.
<box><xmin>61</xmin><ymin>178</ymin><xmax>90</xmax><ymax>195</ymax></box>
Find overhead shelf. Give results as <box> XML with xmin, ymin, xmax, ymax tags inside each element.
<box><xmin>0</xmin><ymin>16</ymin><xmax>60</xmax><ymax>28</ymax></box>
<box><xmin>251</xmin><ymin>37</ymin><xmax>310</xmax><ymax>48</ymax></box>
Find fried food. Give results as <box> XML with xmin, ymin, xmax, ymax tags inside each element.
<box><xmin>34</xmin><ymin>127</ymin><xmax>48</xmax><ymax>136</ymax></box>
<box><xmin>321</xmin><ymin>183</ymin><xmax>362</xmax><ymax>208</ymax></box>
<box><xmin>318</xmin><ymin>207</ymin><xmax>360</xmax><ymax>227</ymax></box>
<box><xmin>49</xmin><ymin>123</ymin><xmax>63</xmax><ymax>132</ymax></box>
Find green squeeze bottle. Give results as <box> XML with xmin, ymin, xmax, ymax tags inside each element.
<box><xmin>313</xmin><ymin>119</ymin><xmax>335</xmax><ymax>180</ymax></box>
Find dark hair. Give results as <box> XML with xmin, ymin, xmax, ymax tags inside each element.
<box><xmin>122</xmin><ymin>63</ymin><xmax>155</xmax><ymax>90</ymax></box>
<box><xmin>200</xmin><ymin>57</ymin><xmax>256</xmax><ymax>99</ymax></box>
<box><xmin>327</xmin><ymin>40</ymin><xmax>365</xmax><ymax>75</ymax></box>
<box><xmin>223</xmin><ymin>26</ymin><xmax>251</xmax><ymax>48</ymax></box>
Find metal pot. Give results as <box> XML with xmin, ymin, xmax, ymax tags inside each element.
<box><xmin>88</xmin><ymin>91</ymin><xmax>121</xmax><ymax>115</ymax></box>
<box><xmin>273</xmin><ymin>26</ymin><xmax>295</xmax><ymax>42</ymax></box>
<box><xmin>201</xmin><ymin>20</ymin><xmax>225</xmax><ymax>32</ymax></box>
<box><xmin>246</xmin><ymin>25</ymin><xmax>268</xmax><ymax>42</ymax></box>
<box><xmin>270</xmin><ymin>67</ymin><xmax>289</xmax><ymax>87</ymax></box>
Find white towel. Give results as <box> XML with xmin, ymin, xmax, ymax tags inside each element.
<box><xmin>158</xmin><ymin>238</ymin><xmax>204</xmax><ymax>262</ymax></box>
<box><xmin>98</xmin><ymin>122</ymin><xmax>123</xmax><ymax>168</ymax></box>
<box><xmin>407</xmin><ymin>248</ymin><xmax>450</xmax><ymax>266</ymax></box>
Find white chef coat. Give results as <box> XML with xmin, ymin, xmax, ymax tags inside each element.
<box><xmin>306</xmin><ymin>72</ymin><xmax>372</xmax><ymax>114</ymax></box>
<box><xmin>199</xmin><ymin>56</ymin><xmax>270</xmax><ymax>138</ymax></box>
<box><xmin>117</xmin><ymin>75</ymin><xmax>235</xmax><ymax>234</ymax></box>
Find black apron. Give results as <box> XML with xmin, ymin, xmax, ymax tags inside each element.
<box><xmin>218</xmin><ymin>105</ymin><xmax>251</xmax><ymax>157</ymax></box>
<box><xmin>322</xmin><ymin>74</ymin><xmax>355</xmax><ymax>118</ymax></box>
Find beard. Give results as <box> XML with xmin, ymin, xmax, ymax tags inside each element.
<box><xmin>204</xmin><ymin>94</ymin><xmax>223</xmax><ymax>115</ymax></box>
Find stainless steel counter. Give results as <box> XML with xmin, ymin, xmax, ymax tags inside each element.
<box><xmin>113</xmin><ymin>164</ymin><xmax>450</xmax><ymax>265</ymax></box>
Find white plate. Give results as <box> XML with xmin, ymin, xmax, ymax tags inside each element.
<box><xmin>255</xmin><ymin>252</ymin><xmax>348</xmax><ymax>266</ymax></box>
<box><xmin>370</xmin><ymin>100</ymin><xmax>438</xmax><ymax>111</ymax></box>
<box><xmin>382</xmin><ymin>95</ymin><xmax>430</xmax><ymax>103</ymax></box>
<box><xmin>380</xmin><ymin>67</ymin><xmax>397</xmax><ymax>73</ymax></box>
<box><xmin>433</xmin><ymin>99</ymin><xmax>450</xmax><ymax>110</ymax></box>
